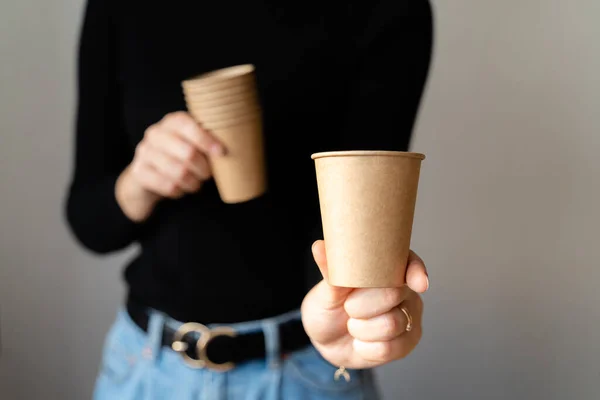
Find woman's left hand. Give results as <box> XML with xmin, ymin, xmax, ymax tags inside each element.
<box><xmin>301</xmin><ymin>240</ymin><xmax>429</xmax><ymax>370</ymax></box>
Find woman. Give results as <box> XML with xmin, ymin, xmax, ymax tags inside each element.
<box><xmin>65</xmin><ymin>0</ymin><xmax>434</xmax><ymax>398</ymax></box>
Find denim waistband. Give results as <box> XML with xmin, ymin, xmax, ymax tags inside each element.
<box><xmin>133</xmin><ymin>303</ymin><xmax>303</xmax><ymax>371</ymax></box>
<box><xmin>136</xmin><ymin>304</ymin><xmax>302</xmax><ymax>335</ymax></box>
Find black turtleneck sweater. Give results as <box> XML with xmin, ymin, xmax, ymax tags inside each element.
<box><xmin>64</xmin><ymin>0</ymin><xmax>433</xmax><ymax>324</ymax></box>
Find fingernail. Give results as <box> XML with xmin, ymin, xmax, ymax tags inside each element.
<box><xmin>211</xmin><ymin>144</ymin><xmax>224</xmax><ymax>155</ymax></box>
<box><xmin>425</xmin><ymin>275</ymin><xmax>430</xmax><ymax>291</ymax></box>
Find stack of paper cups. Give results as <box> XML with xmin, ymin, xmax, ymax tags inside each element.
<box><xmin>311</xmin><ymin>150</ymin><xmax>426</xmax><ymax>288</ymax></box>
<box><xmin>182</xmin><ymin>64</ymin><xmax>266</xmax><ymax>204</ymax></box>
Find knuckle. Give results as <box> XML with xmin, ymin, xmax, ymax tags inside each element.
<box><xmin>134</xmin><ymin>146</ymin><xmax>150</xmax><ymax>164</ymax></box>
<box><xmin>383</xmin><ymin>288</ymin><xmax>404</xmax><ymax>308</ymax></box>
<box><xmin>347</xmin><ymin>318</ymin><xmax>360</xmax><ymax>337</ymax></box>
<box><xmin>175</xmin><ymin>165</ymin><xmax>189</xmax><ymax>181</ymax></box>
<box><xmin>135</xmin><ymin>141</ymin><xmax>146</xmax><ymax>156</ymax></box>
<box><xmin>202</xmin><ymin>135</ymin><xmax>218</xmax><ymax>150</ymax></box>
<box><xmin>144</xmin><ymin>125</ymin><xmax>159</xmax><ymax>140</ymax></box>
<box><xmin>182</xmin><ymin>116</ymin><xmax>197</xmax><ymax>130</ymax></box>
<box><xmin>373</xmin><ymin>341</ymin><xmax>394</xmax><ymax>361</ymax></box>
<box><xmin>343</xmin><ymin>300</ymin><xmax>356</xmax><ymax>318</ymax></box>
<box><xmin>381</xmin><ymin>313</ymin><xmax>400</xmax><ymax>338</ymax></box>
<box><xmin>130</xmin><ymin>160</ymin><xmax>144</xmax><ymax>176</ymax></box>
<box><xmin>165</xmin><ymin>182</ymin><xmax>180</xmax><ymax>197</ymax></box>
<box><xmin>165</xmin><ymin>111</ymin><xmax>190</xmax><ymax>125</ymax></box>
<box><xmin>191</xmin><ymin>179</ymin><xmax>202</xmax><ymax>191</ymax></box>
<box><xmin>182</xmin><ymin>146</ymin><xmax>197</xmax><ymax>162</ymax></box>
<box><xmin>199</xmin><ymin>165</ymin><xmax>212</xmax><ymax>180</ymax></box>
<box><xmin>345</xmin><ymin>298</ymin><xmax>367</xmax><ymax>319</ymax></box>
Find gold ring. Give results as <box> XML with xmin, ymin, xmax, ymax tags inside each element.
<box><xmin>400</xmin><ymin>305</ymin><xmax>413</xmax><ymax>332</ymax></box>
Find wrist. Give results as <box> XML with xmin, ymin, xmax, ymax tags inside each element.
<box><xmin>115</xmin><ymin>166</ymin><xmax>159</xmax><ymax>222</ymax></box>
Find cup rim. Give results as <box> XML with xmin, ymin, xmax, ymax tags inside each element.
<box><xmin>192</xmin><ymin>64</ymin><xmax>254</xmax><ymax>81</ymax></box>
<box><xmin>182</xmin><ymin>65</ymin><xmax>255</xmax><ymax>87</ymax></box>
<box><xmin>311</xmin><ymin>150</ymin><xmax>425</xmax><ymax>160</ymax></box>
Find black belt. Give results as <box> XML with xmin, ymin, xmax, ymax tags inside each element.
<box><xmin>126</xmin><ymin>299</ymin><xmax>311</xmax><ymax>371</ymax></box>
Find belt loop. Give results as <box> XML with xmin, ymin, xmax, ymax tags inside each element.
<box><xmin>262</xmin><ymin>318</ymin><xmax>284</xmax><ymax>397</ymax></box>
<box><xmin>261</xmin><ymin>318</ymin><xmax>280</xmax><ymax>369</ymax></box>
<box><xmin>143</xmin><ymin>309</ymin><xmax>166</xmax><ymax>362</ymax></box>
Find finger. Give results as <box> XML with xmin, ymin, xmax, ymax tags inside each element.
<box><xmin>161</xmin><ymin>111</ymin><xmax>225</xmax><ymax>156</ymax></box>
<box><xmin>146</xmin><ymin>129</ymin><xmax>211</xmax><ymax>180</ymax></box>
<box><xmin>344</xmin><ymin>286</ymin><xmax>411</xmax><ymax>319</ymax></box>
<box><xmin>135</xmin><ymin>163</ymin><xmax>184</xmax><ymax>199</ymax></box>
<box><xmin>312</xmin><ymin>240</ymin><xmax>328</xmax><ymax>277</ymax></box>
<box><xmin>347</xmin><ymin>304</ymin><xmax>411</xmax><ymax>342</ymax></box>
<box><xmin>311</xmin><ymin>240</ymin><xmax>353</xmax><ymax>310</ymax></box>
<box><xmin>143</xmin><ymin>144</ymin><xmax>201</xmax><ymax>193</ymax></box>
<box><xmin>352</xmin><ymin>295</ymin><xmax>423</xmax><ymax>364</ymax></box>
<box><xmin>405</xmin><ymin>250</ymin><xmax>429</xmax><ymax>293</ymax></box>
<box><xmin>352</xmin><ymin>324</ymin><xmax>423</xmax><ymax>365</ymax></box>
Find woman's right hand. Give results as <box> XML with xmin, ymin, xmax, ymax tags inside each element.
<box><xmin>116</xmin><ymin>111</ymin><xmax>225</xmax><ymax>222</ymax></box>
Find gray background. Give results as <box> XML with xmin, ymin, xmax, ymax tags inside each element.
<box><xmin>1</xmin><ymin>0</ymin><xmax>599</xmax><ymax>399</ymax></box>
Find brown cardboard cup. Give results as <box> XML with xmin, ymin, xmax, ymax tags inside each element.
<box><xmin>187</xmin><ymin>102</ymin><xmax>260</xmax><ymax>123</ymax></box>
<box><xmin>188</xmin><ymin>106</ymin><xmax>260</xmax><ymax>131</ymax></box>
<box><xmin>182</xmin><ymin>64</ymin><xmax>256</xmax><ymax>92</ymax></box>
<box><xmin>208</xmin><ymin>117</ymin><xmax>266</xmax><ymax>203</ymax></box>
<box><xmin>311</xmin><ymin>150</ymin><xmax>425</xmax><ymax>288</ymax></box>
<box><xmin>193</xmin><ymin>108</ymin><xmax>261</xmax><ymax>126</ymax></box>
<box><xmin>183</xmin><ymin>64</ymin><xmax>266</xmax><ymax>203</ymax></box>
<box><xmin>187</xmin><ymin>94</ymin><xmax>259</xmax><ymax>120</ymax></box>
<box><xmin>184</xmin><ymin>87</ymin><xmax>258</xmax><ymax>108</ymax></box>
<box><xmin>182</xmin><ymin>80</ymin><xmax>257</xmax><ymax>100</ymax></box>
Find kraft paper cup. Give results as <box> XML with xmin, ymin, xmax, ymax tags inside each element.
<box><xmin>182</xmin><ymin>64</ymin><xmax>256</xmax><ymax>92</ymax></box>
<box><xmin>311</xmin><ymin>150</ymin><xmax>426</xmax><ymax>288</ymax></box>
<box><xmin>208</xmin><ymin>118</ymin><xmax>266</xmax><ymax>203</ymax></box>
<box><xmin>183</xmin><ymin>64</ymin><xmax>266</xmax><ymax>203</ymax></box>
<box><xmin>187</xmin><ymin>103</ymin><xmax>260</xmax><ymax>124</ymax></box>
<box><xmin>187</xmin><ymin>95</ymin><xmax>260</xmax><ymax>119</ymax></box>
<box><xmin>188</xmin><ymin>106</ymin><xmax>260</xmax><ymax>131</ymax></box>
<box><xmin>182</xmin><ymin>76</ymin><xmax>254</xmax><ymax>92</ymax></box>
<box><xmin>184</xmin><ymin>87</ymin><xmax>259</xmax><ymax>108</ymax></box>
<box><xmin>182</xmin><ymin>80</ymin><xmax>257</xmax><ymax>101</ymax></box>
<box><xmin>182</xmin><ymin>64</ymin><xmax>255</xmax><ymax>87</ymax></box>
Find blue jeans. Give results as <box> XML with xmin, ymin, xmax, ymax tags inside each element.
<box><xmin>93</xmin><ymin>307</ymin><xmax>381</xmax><ymax>399</ymax></box>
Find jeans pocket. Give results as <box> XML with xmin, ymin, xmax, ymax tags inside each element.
<box><xmin>284</xmin><ymin>345</ymin><xmax>367</xmax><ymax>396</ymax></box>
<box><xmin>97</xmin><ymin>312</ymin><xmax>148</xmax><ymax>386</ymax></box>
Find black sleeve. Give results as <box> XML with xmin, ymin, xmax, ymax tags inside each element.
<box><xmin>64</xmin><ymin>0</ymin><xmax>141</xmax><ymax>254</ymax></box>
<box><xmin>341</xmin><ymin>0</ymin><xmax>434</xmax><ymax>151</ymax></box>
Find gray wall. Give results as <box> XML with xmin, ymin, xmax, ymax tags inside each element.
<box><xmin>0</xmin><ymin>0</ymin><xmax>132</xmax><ymax>398</ymax></box>
<box><xmin>1</xmin><ymin>1</ymin><xmax>598</xmax><ymax>399</ymax></box>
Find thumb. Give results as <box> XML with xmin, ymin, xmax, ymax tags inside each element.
<box><xmin>312</xmin><ymin>240</ymin><xmax>353</xmax><ymax>309</ymax></box>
